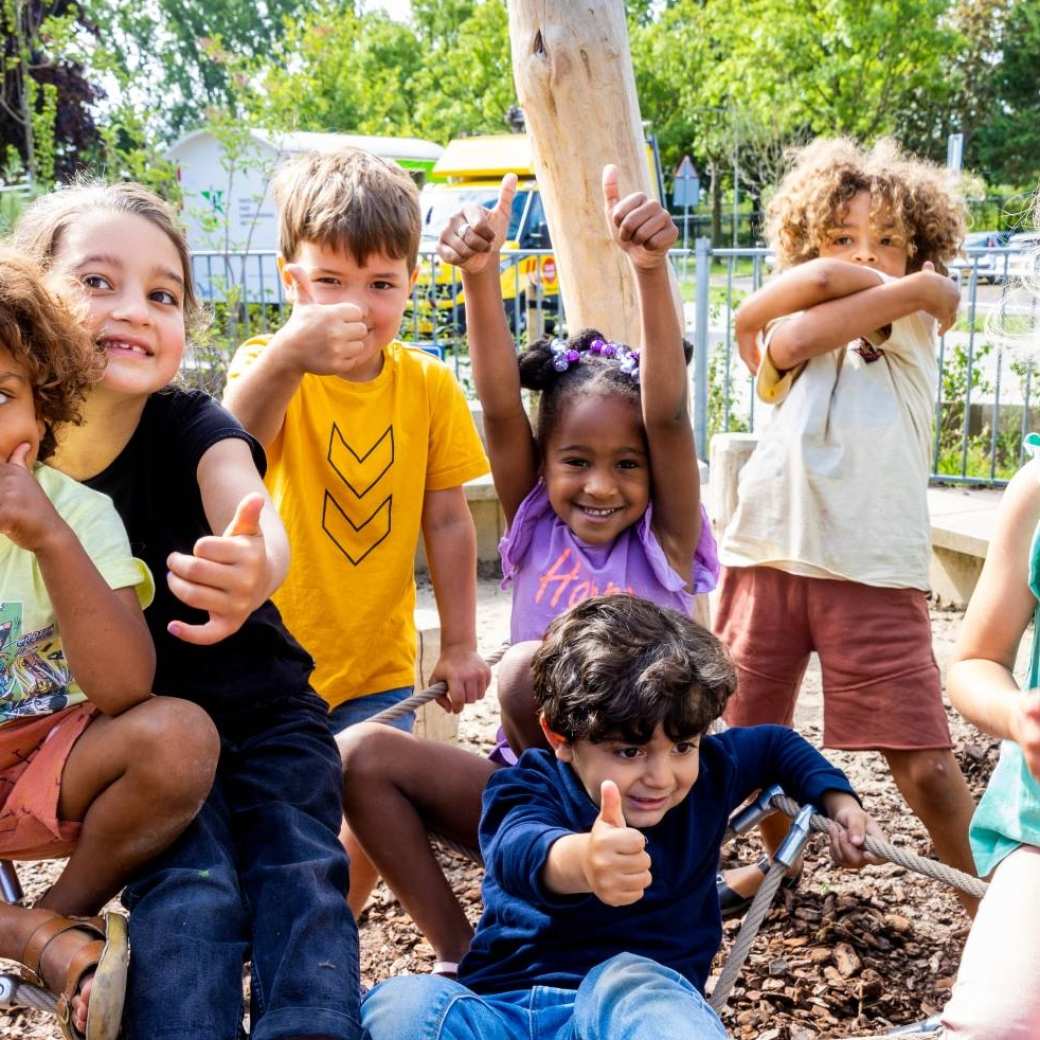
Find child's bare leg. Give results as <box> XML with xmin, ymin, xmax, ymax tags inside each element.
<box><xmin>38</xmin><ymin>697</ymin><xmax>220</xmax><ymax>916</ymax></box>
<box><xmin>339</xmin><ymin>723</ymin><xmax>498</xmax><ymax>964</ymax></box>
<box><xmin>883</xmin><ymin>747</ymin><xmax>979</xmax><ymax>916</ymax></box>
<box><xmin>342</xmin><ymin>819</ymin><xmax>380</xmax><ymax>918</ymax></box>
<box><xmin>498</xmin><ymin>641</ymin><xmax>550</xmax><ymax>754</ymax></box>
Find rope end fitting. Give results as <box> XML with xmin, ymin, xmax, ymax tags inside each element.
<box><xmin>775</xmin><ymin>803</ymin><xmax>815</xmax><ymax>869</ymax></box>
<box><xmin>729</xmin><ymin>784</ymin><xmax>785</xmax><ymax>836</ymax></box>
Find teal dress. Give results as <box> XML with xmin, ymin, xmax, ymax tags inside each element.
<box><xmin>969</xmin><ymin>500</ymin><xmax>1040</xmax><ymax>878</ymax></box>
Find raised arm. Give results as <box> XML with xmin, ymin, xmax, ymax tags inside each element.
<box><xmin>437</xmin><ymin>174</ymin><xmax>538</xmax><ymax>523</ymax></box>
<box><xmin>0</xmin><ymin>445</ymin><xmax>154</xmax><ymax>714</ymax></box>
<box><xmin>602</xmin><ymin>165</ymin><xmax>700</xmax><ymax>582</ymax></box>
<box><xmin>948</xmin><ymin>460</ymin><xmax>1040</xmax><ymax>777</ymax></box>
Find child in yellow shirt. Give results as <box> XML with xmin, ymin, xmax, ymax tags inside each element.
<box><xmin>224</xmin><ymin>147</ymin><xmax>490</xmax><ymax>913</ymax></box>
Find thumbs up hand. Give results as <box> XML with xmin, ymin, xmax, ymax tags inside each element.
<box><xmin>438</xmin><ymin>173</ymin><xmax>518</xmax><ymax>275</ymax></box>
<box><xmin>602</xmin><ymin>163</ymin><xmax>678</xmax><ymax>270</ymax></box>
<box><xmin>0</xmin><ymin>441</ymin><xmax>62</xmax><ymax>553</ymax></box>
<box><xmin>582</xmin><ymin>780</ymin><xmax>654</xmax><ymax>906</ymax></box>
<box><xmin>274</xmin><ymin>263</ymin><xmax>372</xmax><ymax>378</ymax></box>
<box><xmin>167</xmin><ymin>492</ymin><xmax>270</xmax><ymax>646</ymax></box>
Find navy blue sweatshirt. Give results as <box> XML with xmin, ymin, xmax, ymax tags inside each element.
<box><xmin>458</xmin><ymin>724</ymin><xmax>856</xmax><ymax>995</ymax></box>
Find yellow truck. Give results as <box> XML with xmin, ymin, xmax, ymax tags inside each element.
<box><xmin>409</xmin><ymin>132</ymin><xmax>666</xmax><ymax>340</ymax></box>
<box><xmin>410</xmin><ymin>134</ymin><xmax>559</xmax><ymax>339</ymax></box>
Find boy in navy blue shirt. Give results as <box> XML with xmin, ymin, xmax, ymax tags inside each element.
<box><xmin>361</xmin><ymin>595</ymin><xmax>882</xmax><ymax>1040</ymax></box>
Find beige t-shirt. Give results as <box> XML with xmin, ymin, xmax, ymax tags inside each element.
<box><xmin>720</xmin><ymin>270</ymin><xmax>937</xmax><ymax>590</ymax></box>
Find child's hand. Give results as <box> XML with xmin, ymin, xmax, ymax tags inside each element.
<box><xmin>429</xmin><ymin>644</ymin><xmax>492</xmax><ymax>714</ymax></box>
<box><xmin>273</xmin><ymin>267</ymin><xmax>371</xmax><ymax>376</ymax></box>
<box><xmin>437</xmin><ymin>173</ymin><xmax>518</xmax><ymax>275</ymax></box>
<box><xmin>916</xmin><ymin>261</ymin><xmax>960</xmax><ymax>336</ymax></box>
<box><xmin>1010</xmin><ymin>690</ymin><xmax>1040</xmax><ymax>780</ymax></box>
<box><xmin>602</xmin><ymin>164</ymin><xmax>678</xmax><ymax>270</ymax></box>
<box><xmin>582</xmin><ymin>780</ymin><xmax>653</xmax><ymax>906</ymax></box>
<box><xmin>166</xmin><ymin>493</ymin><xmax>268</xmax><ymax>645</ymax></box>
<box><xmin>821</xmin><ymin>792</ymin><xmax>886</xmax><ymax>869</ymax></box>
<box><xmin>0</xmin><ymin>443</ymin><xmax>64</xmax><ymax>554</ymax></box>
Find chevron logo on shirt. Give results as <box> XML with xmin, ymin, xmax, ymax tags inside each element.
<box><xmin>322</xmin><ymin>424</ymin><xmax>394</xmax><ymax>565</ymax></box>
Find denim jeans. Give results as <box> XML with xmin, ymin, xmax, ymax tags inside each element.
<box><xmin>360</xmin><ymin>952</ymin><xmax>729</xmax><ymax>1040</ymax></box>
<box><xmin>122</xmin><ymin>689</ymin><xmax>361</xmax><ymax>1040</ymax></box>
<box><xmin>326</xmin><ymin>687</ymin><xmax>416</xmax><ymax>735</ymax></box>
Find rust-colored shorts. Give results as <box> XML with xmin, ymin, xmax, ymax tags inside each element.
<box><xmin>715</xmin><ymin>565</ymin><xmax>951</xmax><ymax>751</ymax></box>
<box><xmin>0</xmin><ymin>704</ymin><xmax>96</xmax><ymax>859</ymax></box>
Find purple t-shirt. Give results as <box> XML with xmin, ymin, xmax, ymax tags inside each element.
<box><xmin>500</xmin><ymin>481</ymin><xmax>720</xmax><ymax>644</ymax></box>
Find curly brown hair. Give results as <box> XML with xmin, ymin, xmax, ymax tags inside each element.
<box><xmin>766</xmin><ymin>138</ymin><xmax>966</xmax><ymax>275</ymax></box>
<box><xmin>532</xmin><ymin>595</ymin><xmax>736</xmax><ymax>744</ymax></box>
<box><xmin>0</xmin><ymin>247</ymin><xmax>102</xmax><ymax>461</ymax></box>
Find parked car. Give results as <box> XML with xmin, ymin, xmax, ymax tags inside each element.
<box><xmin>1006</xmin><ymin>230</ymin><xmax>1040</xmax><ymax>283</ymax></box>
<box><xmin>951</xmin><ymin>230</ymin><xmax>1010</xmax><ymax>284</ymax></box>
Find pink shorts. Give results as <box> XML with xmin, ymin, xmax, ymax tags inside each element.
<box><xmin>715</xmin><ymin>565</ymin><xmax>950</xmax><ymax>751</ymax></box>
<box><xmin>0</xmin><ymin>704</ymin><xmax>96</xmax><ymax>859</ymax></box>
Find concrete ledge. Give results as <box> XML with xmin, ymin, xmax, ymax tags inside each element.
<box><xmin>927</xmin><ymin>485</ymin><xmax>1002</xmax><ymax>607</ymax></box>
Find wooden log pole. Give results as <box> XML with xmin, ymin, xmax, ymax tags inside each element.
<box><xmin>507</xmin><ymin>0</ymin><xmax>653</xmax><ymax>347</ymax></box>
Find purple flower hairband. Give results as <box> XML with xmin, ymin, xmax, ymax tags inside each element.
<box><xmin>550</xmin><ymin>337</ymin><xmax>640</xmax><ymax>381</ymax></box>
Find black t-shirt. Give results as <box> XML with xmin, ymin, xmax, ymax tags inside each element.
<box><xmin>85</xmin><ymin>388</ymin><xmax>314</xmax><ymax>718</ymax></box>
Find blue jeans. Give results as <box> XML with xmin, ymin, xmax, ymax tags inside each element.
<box><xmin>327</xmin><ymin>687</ymin><xmax>416</xmax><ymax>734</ymax></box>
<box><xmin>122</xmin><ymin>689</ymin><xmax>361</xmax><ymax>1040</ymax></box>
<box><xmin>360</xmin><ymin>953</ymin><xmax>729</xmax><ymax>1040</ymax></box>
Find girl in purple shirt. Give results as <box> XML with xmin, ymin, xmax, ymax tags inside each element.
<box><xmin>339</xmin><ymin>165</ymin><xmax>716</xmax><ymax>977</ymax></box>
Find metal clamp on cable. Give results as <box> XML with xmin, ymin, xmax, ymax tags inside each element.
<box><xmin>727</xmin><ymin>784</ymin><xmax>784</xmax><ymax>836</ymax></box>
<box><xmin>775</xmin><ymin>803</ymin><xmax>814</xmax><ymax>869</ymax></box>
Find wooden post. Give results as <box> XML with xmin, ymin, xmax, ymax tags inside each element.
<box><xmin>709</xmin><ymin>432</ymin><xmax>759</xmax><ymax>534</ymax></box>
<box><xmin>507</xmin><ymin>0</ymin><xmax>651</xmax><ymax>346</ymax></box>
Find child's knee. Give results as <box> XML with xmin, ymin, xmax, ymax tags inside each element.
<box><xmin>339</xmin><ymin>723</ymin><xmax>412</xmax><ymax>802</ymax></box>
<box><xmin>887</xmin><ymin>748</ymin><xmax>963</xmax><ymax>802</ymax></box>
<box><xmin>362</xmin><ymin>974</ymin><xmax>472</xmax><ymax>1040</ymax></box>
<box><xmin>497</xmin><ymin>641</ymin><xmax>541</xmax><ymax>717</ymax></box>
<box><xmin>128</xmin><ymin>697</ymin><xmax>220</xmax><ymax>798</ymax></box>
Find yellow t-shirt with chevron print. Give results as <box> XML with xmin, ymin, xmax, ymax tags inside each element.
<box><xmin>227</xmin><ymin>339</ymin><xmax>489</xmax><ymax>708</ymax></box>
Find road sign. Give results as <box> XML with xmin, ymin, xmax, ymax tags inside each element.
<box><xmin>673</xmin><ymin>154</ymin><xmax>700</xmax><ymax>209</ymax></box>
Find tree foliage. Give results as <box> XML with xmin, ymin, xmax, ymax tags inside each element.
<box><xmin>2</xmin><ymin>0</ymin><xmax>1037</xmax><ymax>203</ymax></box>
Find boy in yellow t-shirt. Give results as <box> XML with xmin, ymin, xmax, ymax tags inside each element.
<box><xmin>224</xmin><ymin>147</ymin><xmax>491</xmax><ymax>912</ymax></box>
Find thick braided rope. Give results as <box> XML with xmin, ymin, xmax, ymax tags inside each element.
<box><xmin>771</xmin><ymin>794</ymin><xmax>988</xmax><ymax>900</ymax></box>
<box><xmin>0</xmin><ymin>974</ymin><xmax>59</xmax><ymax>1013</ymax></box>
<box><xmin>370</xmin><ymin>642</ymin><xmax>513</xmax><ymax>725</ymax></box>
<box><xmin>710</xmin><ymin>859</ymin><xmax>790</xmax><ymax>1012</ymax></box>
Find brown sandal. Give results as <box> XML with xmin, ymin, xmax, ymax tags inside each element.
<box><xmin>20</xmin><ymin>910</ymin><xmax>129</xmax><ymax>1040</ymax></box>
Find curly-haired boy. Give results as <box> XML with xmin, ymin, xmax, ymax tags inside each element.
<box><xmin>715</xmin><ymin>137</ymin><xmax>977</xmax><ymax>916</ymax></box>
<box><xmin>359</xmin><ymin>594</ymin><xmax>880</xmax><ymax>1040</ymax></box>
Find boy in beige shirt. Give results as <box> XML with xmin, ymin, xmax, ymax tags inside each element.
<box><xmin>716</xmin><ymin>138</ymin><xmax>978</xmax><ymax>916</ymax></box>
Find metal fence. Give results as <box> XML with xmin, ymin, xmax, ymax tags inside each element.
<box><xmin>191</xmin><ymin>242</ymin><xmax>1039</xmax><ymax>488</ymax></box>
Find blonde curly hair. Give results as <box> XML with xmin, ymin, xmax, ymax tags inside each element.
<box><xmin>766</xmin><ymin>138</ymin><xmax>966</xmax><ymax>275</ymax></box>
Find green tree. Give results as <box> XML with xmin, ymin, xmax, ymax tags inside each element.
<box><xmin>968</xmin><ymin>0</ymin><xmax>1040</xmax><ymax>187</ymax></box>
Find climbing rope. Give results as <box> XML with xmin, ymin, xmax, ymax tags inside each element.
<box><xmin>370</xmin><ymin>641</ymin><xmax>513</xmax><ymax>725</ymax></box>
<box><xmin>768</xmin><ymin>793</ymin><xmax>987</xmax><ymax>901</ymax></box>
